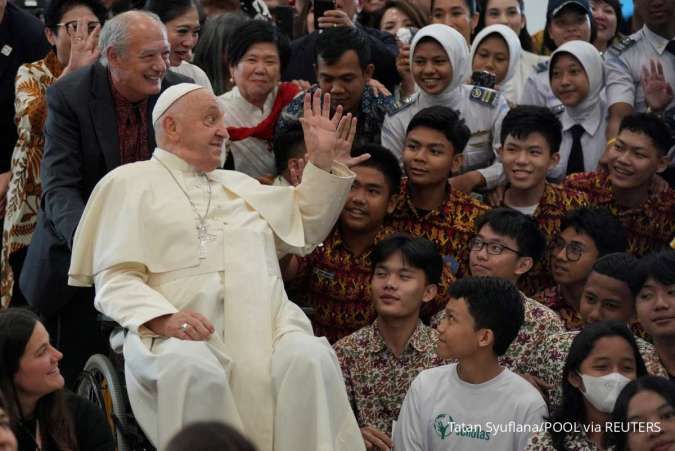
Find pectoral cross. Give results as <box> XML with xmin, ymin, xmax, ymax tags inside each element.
<box><xmin>197</xmin><ymin>220</ymin><xmax>216</xmax><ymax>259</ymax></box>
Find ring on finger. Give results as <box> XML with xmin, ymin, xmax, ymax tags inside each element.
<box><xmin>180</xmin><ymin>322</ymin><xmax>190</xmax><ymax>332</ymax></box>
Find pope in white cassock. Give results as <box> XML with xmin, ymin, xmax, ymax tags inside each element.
<box><xmin>67</xmin><ymin>83</ymin><xmax>368</xmax><ymax>451</ymax></box>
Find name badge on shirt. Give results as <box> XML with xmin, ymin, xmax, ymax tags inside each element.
<box><xmin>1</xmin><ymin>45</ymin><xmax>12</xmax><ymax>57</ymax></box>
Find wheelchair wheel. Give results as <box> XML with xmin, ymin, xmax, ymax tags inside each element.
<box><xmin>77</xmin><ymin>354</ymin><xmax>130</xmax><ymax>451</ymax></box>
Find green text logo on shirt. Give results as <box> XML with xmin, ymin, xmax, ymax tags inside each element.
<box><xmin>433</xmin><ymin>414</ymin><xmax>491</xmax><ymax>442</ymax></box>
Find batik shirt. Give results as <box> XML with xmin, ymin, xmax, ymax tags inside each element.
<box><xmin>564</xmin><ymin>170</ymin><xmax>675</xmax><ymax>257</ymax></box>
<box><xmin>432</xmin><ymin>294</ymin><xmax>566</xmax><ymax>374</ymax></box>
<box><xmin>528</xmin><ymin>331</ymin><xmax>667</xmax><ymax>411</ymax></box>
<box><xmin>388</xmin><ymin>178</ymin><xmax>489</xmax><ymax>282</ymax></box>
<box><xmin>525</xmin><ymin>429</ymin><xmax>610</xmax><ymax>451</ymax></box>
<box><xmin>534</xmin><ymin>285</ymin><xmax>584</xmax><ymax>332</ymax></box>
<box><xmin>275</xmin><ymin>85</ymin><xmax>395</xmax><ymax>147</ymax></box>
<box><xmin>288</xmin><ymin>225</ymin><xmax>395</xmax><ymax>343</ymax></box>
<box><xmin>510</xmin><ymin>182</ymin><xmax>589</xmax><ymax>296</ymax></box>
<box><xmin>334</xmin><ymin>319</ymin><xmax>443</xmax><ymax>435</ymax></box>
<box><xmin>1</xmin><ymin>51</ymin><xmax>62</xmax><ymax>307</ymax></box>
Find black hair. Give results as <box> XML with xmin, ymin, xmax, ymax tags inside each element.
<box><xmin>591</xmin><ymin>0</ymin><xmax>623</xmax><ymax>45</ymax></box>
<box><xmin>430</xmin><ymin>0</ymin><xmax>476</xmax><ymax>15</ymax></box>
<box><xmin>273</xmin><ymin>122</ymin><xmax>306</xmax><ymax>175</ymax></box>
<box><xmin>373</xmin><ymin>0</ymin><xmax>429</xmax><ymax>31</ymax></box>
<box><xmin>475</xmin><ymin>208</ymin><xmax>546</xmax><ymax>262</ymax></box>
<box><xmin>619</xmin><ymin>113</ymin><xmax>674</xmax><ymax>156</ymax></box>
<box><xmin>315</xmin><ymin>27</ymin><xmax>371</xmax><ymax>70</ymax></box>
<box><xmin>560</xmin><ymin>207</ymin><xmax>628</xmax><ymax>256</ymax></box>
<box><xmin>500</xmin><ymin>105</ymin><xmax>562</xmax><ymax>153</ymax></box>
<box><xmin>166</xmin><ymin>421</ymin><xmax>257</xmax><ymax>451</ymax></box>
<box><xmin>351</xmin><ymin>144</ymin><xmax>402</xmax><ymax>196</ymax></box>
<box><xmin>548</xmin><ymin>321</ymin><xmax>648</xmax><ymax>451</ymax></box>
<box><xmin>371</xmin><ymin>234</ymin><xmax>443</xmax><ymax>285</ymax></box>
<box><xmin>227</xmin><ymin>20</ymin><xmax>291</xmax><ymax>74</ymax></box>
<box><xmin>406</xmin><ymin>106</ymin><xmax>471</xmax><ymax>155</ymax></box>
<box><xmin>610</xmin><ymin>376</ymin><xmax>675</xmax><ymax>451</ymax></box>
<box><xmin>474</xmin><ymin>0</ymin><xmax>533</xmax><ymax>52</ymax></box>
<box><xmin>447</xmin><ymin>277</ymin><xmax>524</xmax><ymax>356</ymax></box>
<box><xmin>44</xmin><ymin>0</ymin><xmax>107</xmax><ymax>31</ymax></box>
<box><xmin>634</xmin><ymin>249</ymin><xmax>675</xmax><ymax>293</ymax></box>
<box><xmin>543</xmin><ymin>3</ymin><xmax>597</xmax><ymax>53</ymax></box>
<box><xmin>591</xmin><ymin>253</ymin><xmax>641</xmax><ymax>297</ymax></box>
<box><xmin>144</xmin><ymin>0</ymin><xmax>204</xmax><ymax>24</ymax></box>
<box><xmin>0</xmin><ymin>309</ymin><xmax>78</xmax><ymax>450</ymax></box>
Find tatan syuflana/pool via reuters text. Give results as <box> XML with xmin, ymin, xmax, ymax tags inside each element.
<box><xmin>437</xmin><ymin>420</ymin><xmax>662</xmax><ymax>438</ymax></box>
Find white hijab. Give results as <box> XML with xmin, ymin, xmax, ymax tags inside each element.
<box><xmin>470</xmin><ymin>24</ymin><xmax>522</xmax><ymax>86</ymax></box>
<box><xmin>410</xmin><ymin>24</ymin><xmax>470</xmax><ymax>101</ymax></box>
<box><xmin>549</xmin><ymin>40</ymin><xmax>604</xmax><ymax>122</ymax></box>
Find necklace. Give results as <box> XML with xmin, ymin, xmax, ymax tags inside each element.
<box><xmin>154</xmin><ymin>156</ymin><xmax>215</xmax><ymax>259</ymax></box>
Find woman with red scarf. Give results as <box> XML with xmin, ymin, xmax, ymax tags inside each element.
<box><xmin>220</xmin><ymin>20</ymin><xmax>303</xmax><ymax>178</ymax></box>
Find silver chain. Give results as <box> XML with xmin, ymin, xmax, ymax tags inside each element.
<box><xmin>153</xmin><ymin>156</ymin><xmax>212</xmax><ymax>224</ymax></box>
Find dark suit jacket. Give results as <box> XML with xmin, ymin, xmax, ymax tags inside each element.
<box><xmin>0</xmin><ymin>1</ymin><xmax>50</xmax><ymax>172</ymax></box>
<box><xmin>20</xmin><ymin>61</ymin><xmax>191</xmax><ymax>314</ymax></box>
<box><xmin>282</xmin><ymin>25</ymin><xmax>400</xmax><ymax>92</ymax></box>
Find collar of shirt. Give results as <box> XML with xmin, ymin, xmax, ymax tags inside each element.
<box><xmin>229</xmin><ymin>85</ymin><xmax>278</xmax><ymax>116</ymax></box>
<box><xmin>643</xmin><ymin>25</ymin><xmax>671</xmax><ymax>55</ymax></box>
<box><xmin>109</xmin><ymin>73</ymin><xmax>149</xmax><ymax>112</ymax></box>
<box><xmin>399</xmin><ymin>177</ymin><xmax>452</xmax><ymax>220</ymax></box>
<box><xmin>560</xmin><ymin>105</ymin><xmax>603</xmax><ymax>137</ymax></box>
<box><xmin>153</xmin><ymin>147</ymin><xmax>203</xmax><ymax>174</ymax></box>
<box><xmin>367</xmin><ymin>319</ymin><xmax>435</xmax><ymax>355</ymax></box>
<box><xmin>332</xmin><ymin>223</ymin><xmax>395</xmax><ymax>259</ymax></box>
<box><xmin>44</xmin><ymin>50</ymin><xmax>64</xmax><ymax>79</ymax></box>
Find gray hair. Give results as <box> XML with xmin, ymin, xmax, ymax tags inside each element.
<box><xmin>99</xmin><ymin>10</ymin><xmax>166</xmax><ymax>66</ymax></box>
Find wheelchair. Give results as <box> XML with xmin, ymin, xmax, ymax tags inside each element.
<box><xmin>76</xmin><ymin>317</ymin><xmax>155</xmax><ymax>451</ymax></box>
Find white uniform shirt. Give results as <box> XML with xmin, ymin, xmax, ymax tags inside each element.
<box><xmin>170</xmin><ymin>61</ymin><xmax>213</xmax><ymax>92</ymax></box>
<box><xmin>381</xmin><ymin>85</ymin><xmax>509</xmax><ymax>189</ymax></box>
<box><xmin>394</xmin><ymin>363</ymin><xmax>548</xmax><ymax>451</ymax></box>
<box><xmin>605</xmin><ymin>26</ymin><xmax>675</xmax><ymax>112</ymax></box>
<box><xmin>519</xmin><ymin>61</ymin><xmax>564</xmax><ymax>114</ymax></box>
<box><xmin>219</xmin><ymin>86</ymin><xmax>278</xmax><ymax>178</ymax></box>
<box><xmin>502</xmin><ymin>51</ymin><xmax>548</xmax><ymax>106</ymax></box>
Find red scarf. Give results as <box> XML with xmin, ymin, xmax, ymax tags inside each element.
<box><xmin>227</xmin><ymin>82</ymin><xmax>300</xmax><ymax>142</ymax></box>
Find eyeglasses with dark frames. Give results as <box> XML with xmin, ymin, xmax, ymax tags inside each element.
<box><xmin>469</xmin><ymin>237</ymin><xmax>520</xmax><ymax>256</ymax></box>
<box><xmin>550</xmin><ymin>236</ymin><xmax>586</xmax><ymax>262</ymax></box>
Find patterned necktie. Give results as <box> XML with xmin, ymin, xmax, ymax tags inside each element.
<box><xmin>666</xmin><ymin>40</ymin><xmax>675</xmax><ymax>56</ymax></box>
<box><xmin>566</xmin><ymin>124</ymin><xmax>585</xmax><ymax>175</ymax></box>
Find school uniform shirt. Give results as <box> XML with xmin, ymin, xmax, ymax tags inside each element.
<box><xmin>380</xmin><ymin>24</ymin><xmax>509</xmax><ymax>189</ymax></box>
<box><xmin>547</xmin><ymin>41</ymin><xmax>608</xmax><ymax>181</ymax></box>
<box><xmin>605</xmin><ymin>25</ymin><xmax>675</xmax><ymax>113</ymax></box>
<box><xmin>334</xmin><ymin>320</ymin><xmax>444</xmax><ymax>436</ymax></box>
<box><xmin>502</xmin><ymin>51</ymin><xmax>549</xmax><ymax>106</ymax></box>
<box><xmin>564</xmin><ymin>170</ymin><xmax>675</xmax><ymax>257</ymax></box>
<box><xmin>394</xmin><ymin>363</ymin><xmax>548</xmax><ymax>451</ymax></box>
<box><xmin>519</xmin><ymin>61</ymin><xmax>564</xmax><ymax>115</ymax></box>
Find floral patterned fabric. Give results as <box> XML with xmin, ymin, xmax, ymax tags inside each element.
<box><xmin>564</xmin><ymin>170</ymin><xmax>675</xmax><ymax>257</ymax></box>
<box><xmin>333</xmin><ymin>319</ymin><xmax>444</xmax><ymax>435</ymax></box>
<box><xmin>388</xmin><ymin>177</ymin><xmax>489</xmax><ymax>282</ymax></box>
<box><xmin>527</xmin><ymin>331</ymin><xmax>667</xmax><ymax>411</ymax></box>
<box><xmin>510</xmin><ymin>182</ymin><xmax>590</xmax><ymax>297</ymax></box>
<box><xmin>534</xmin><ymin>285</ymin><xmax>584</xmax><ymax>332</ymax></box>
<box><xmin>1</xmin><ymin>51</ymin><xmax>62</xmax><ymax>308</ymax></box>
<box><xmin>432</xmin><ymin>294</ymin><xmax>566</xmax><ymax>374</ymax></box>
<box><xmin>525</xmin><ymin>429</ymin><xmax>610</xmax><ymax>451</ymax></box>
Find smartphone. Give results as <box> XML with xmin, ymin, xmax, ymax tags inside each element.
<box><xmin>470</xmin><ymin>70</ymin><xmax>496</xmax><ymax>89</ymax></box>
<box><xmin>270</xmin><ymin>6</ymin><xmax>295</xmax><ymax>39</ymax></box>
<box><xmin>313</xmin><ymin>0</ymin><xmax>334</xmax><ymax>31</ymax></box>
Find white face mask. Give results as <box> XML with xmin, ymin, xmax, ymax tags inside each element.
<box><xmin>579</xmin><ymin>372</ymin><xmax>632</xmax><ymax>413</ymax></box>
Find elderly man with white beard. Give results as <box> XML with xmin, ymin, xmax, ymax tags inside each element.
<box><xmin>68</xmin><ymin>83</ymin><xmax>368</xmax><ymax>451</ymax></box>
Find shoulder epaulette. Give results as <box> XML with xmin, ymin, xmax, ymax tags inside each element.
<box><xmin>468</xmin><ymin>86</ymin><xmax>499</xmax><ymax>107</ymax></box>
<box><xmin>390</xmin><ymin>96</ymin><xmax>416</xmax><ymax>115</ymax></box>
<box><xmin>535</xmin><ymin>60</ymin><xmax>550</xmax><ymax>73</ymax></box>
<box><xmin>609</xmin><ymin>36</ymin><xmax>638</xmax><ymax>54</ymax></box>
<box><xmin>551</xmin><ymin>104</ymin><xmax>565</xmax><ymax>115</ymax></box>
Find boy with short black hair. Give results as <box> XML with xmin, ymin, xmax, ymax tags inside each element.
<box><xmin>388</xmin><ymin>106</ymin><xmax>488</xmax><ymax>281</ymax></box>
<box><xmin>496</xmin><ymin>105</ymin><xmax>589</xmax><ymax>295</ymax></box>
<box><xmin>459</xmin><ymin>208</ymin><xmax>565</xmax><ymax>374</ymax></box>
<box><xmin>564</xmin><ymin>113</ymin><xmax>674</xmax><ymax>257</ymax></box>
<box><xmin>394</xmin><ymin>277</ymin><xmax>547</xmax><ymax>450</ymax></box>
<box><xmin>534</xmin><ymin>206</ymin><xmax>629</xmax><ymax>331</ymax></box>
<box><xmin>335</xmin><ymin>234</ymin><xmax>446</xmax><ymax>450</ymax></box>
